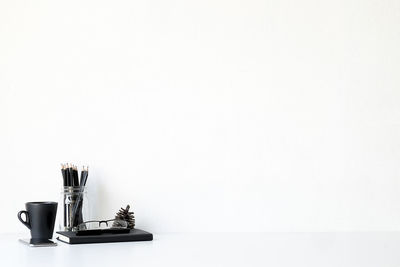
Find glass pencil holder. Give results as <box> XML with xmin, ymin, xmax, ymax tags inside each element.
<box><xmin>59</xmin><ymin>186</ymin><xmax>89</xmax><ymax>231</ymax></box>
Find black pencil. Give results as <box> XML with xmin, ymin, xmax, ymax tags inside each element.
<box><xmin>61</xmin><ymin>164</ymin><xmax>67</xmax><ymax>186</ymax></box>
<box><xmin>67</xmin><ymin>164</ymin><xmax>73</xmax><ymax>186</ymax></box>
<box><xmin>72</xmin><ymin>165</ymin><xmax>79</xmax><ymax>186</ymax></box>
<box><xmin>72</xmin><ymin>166</ymin><xmax>89</xmax><ymax>226</ymax></box>
<box><xmin>80</xmin><ymin>166</ymin><xmax>89</xmax><ymax>187</ymax></box>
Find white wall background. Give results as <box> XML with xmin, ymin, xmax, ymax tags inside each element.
<box><xmin>1</xmin><ymin>0</ymin><xmax>400</xmax><ymax>234</ymax></box>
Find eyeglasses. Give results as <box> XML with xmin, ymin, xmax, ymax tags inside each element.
<box><xmin>77</xmin><ymin>219</ymin><xmax>128</xmax><ymax>231</ymax></box>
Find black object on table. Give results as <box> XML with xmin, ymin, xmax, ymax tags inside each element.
<box><xmin>56</xmin><ymin>229</ymin><xmax>153</xmax><ymax>244</ymax></box>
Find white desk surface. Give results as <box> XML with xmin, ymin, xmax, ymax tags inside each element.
<box><xmin>1</xmin><ymin>232</ymin><xmax>399</xmax><ymax>267</ymax></box>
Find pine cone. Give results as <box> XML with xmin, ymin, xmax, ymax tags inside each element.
<box><xmin>113</xmin><ymin>205</ymin><xmax>135</xmax><ymax>229</ymax></box>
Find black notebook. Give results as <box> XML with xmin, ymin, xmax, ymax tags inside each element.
<box><xmin>56</xmin><ymin>229</ymin><xmax>153</xmax><ymax>244</ymax></box>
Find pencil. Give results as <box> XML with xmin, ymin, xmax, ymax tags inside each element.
<box><xmin>80</xmin><ymin>166</ymin><xmax>89</xmax><ymax>187</ymax></box>
<box><xmin>72</xmin><ymin>165</ymin><xmax>79</xmax><ymax>186</ymax></box>
<box><xmin>61</xmin><ymin>164</ymin><xmax>67</xmax><ymax>186</ymax></box>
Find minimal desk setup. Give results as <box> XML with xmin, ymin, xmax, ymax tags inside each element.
<box><xmin>7</xmin><ymin>164</ymin><xmax>400</xmax><ymax>266</ymax></box>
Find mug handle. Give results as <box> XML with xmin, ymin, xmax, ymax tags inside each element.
<box><xmin>17</xmin><ymin>210</ymin><xmax>31</xmax><ymax>229</ymax></box>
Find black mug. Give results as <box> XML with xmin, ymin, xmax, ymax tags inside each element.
<box><xmin>18</xmin><ymin>202</ymin><xmax>58</xmax><ymax>241</ymax></box>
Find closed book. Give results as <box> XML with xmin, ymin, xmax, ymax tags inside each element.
<box><xmin>56</xmin><ymin>229</ymin><xmax>153</xmax><ymax>244</ymax></box>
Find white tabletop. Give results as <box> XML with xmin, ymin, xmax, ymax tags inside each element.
<box><xmin>1</xmin><ymin>232</ymin><xmax>399</xmax><ymax>267</ymax></box>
